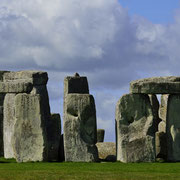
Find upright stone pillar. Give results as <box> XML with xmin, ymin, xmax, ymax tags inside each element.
<box><xmin>166</xmin><ymin>94</ymin><xmax>180</xmax><ymax>161</ymax></box>
<box><xmin>63</xmin><ymin>74</ymin><xmax>98</xmax><ymax>162</ymax></box>
<box><xmin>116</xmin><ymin>94</ymin><xmax>155</xmax><ymax>163</ymax></box>
<box><xmin>12</xmin><ymin>94</ymin><xmax>48</xmax><ymax>162</ymax></box>
<box><xmin>3</xmin><ymin>71</ymin><xmax>53</xmax><ymax>162</ymax></box>
<box><xmin>97</xmin><ymin>129</ymin><xmax>105</xmax><ymax>142</ymax></box>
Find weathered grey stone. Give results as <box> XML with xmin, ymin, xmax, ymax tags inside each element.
<box><xmin>159</xmin><ymin>94</ymin><xmax>169</xmax><ymax>122</ymax></box>
<box><xmin>155</xmin><ymin>132</ymin><xmax>167</xmax><ymax>160</ymax></box>
<box><xmin>116</xmin><ymin>93</ymin><xmax>156</xmax><ymax>163</ymax></box>
<box><xmin>64</xmin><ymin>74</ymin><xmax>89</xmax><ymax>95</ymax></box>
<box><xmin>0</xmin><ymin>71</ymin><xmax>9</xmax><ymax>81</ymax></box>
<box><xmin>96</xmin><ymin>142</ymin><xmax>116</xmax><ymax>161</ymax></box>
<box><xmin>47</xmin><ymin>113</ymin><xmax>61</xmax><ymax>161</ymax></box>
<box><xmin>3</xmin><ymin>94</ymin><xmax>16</xmax><ymax>158</ymax></box>
<box><xmin>158</xmin><ymin>121</ymin><xmax>166</xmax><ymax>133</ymax></box>
<box><xmin>3</xmin><ymin>71</ymin><xmax>48</xmax><ymax>85</ymax></box>
<box><xmin>130</xmin><ymin>76</ymin><xmax>180</xmax><ymax>94</ymax></box>
<box><xmin>149</xmin><ymin>94</ymin><xmax>161</xmax><ymax>132</ymax></box>
<box><xmin>97</xmin><ymin>129</ymin><xmax>105</xmax><ymax>142</ymax></box>
<box><xmin>12</xmin><ymin>94</ymin><xmax>48</xmax><ymax>162</ymax></box>
<box><xmin>166</xmin><ymin>94</ymin><xmax>180</xmax><ymax>161</ymax></box>
<box><xmin>64</xmin><ymin>94</ymin><xmax>98</xmax><ymax>162</ymax></box>
<box><xmin>59</xmin><ymin>134</ymin><xmax>65</xmax><ymax>162</ymax></box>
<box><xmin>0</xmin><ymin>81</ymin><xmax>33</xmax><ymax>93</ymax></box>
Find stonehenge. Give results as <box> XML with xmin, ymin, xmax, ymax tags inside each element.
<box><xmin>0</xmin><ymin>71</ymin><xmax>179</xmax><ymax>163</ymax></box>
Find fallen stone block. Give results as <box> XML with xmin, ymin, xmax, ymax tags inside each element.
<box><xmin>116</xmin><ymin>93</ymin><xmax>156</xmax><ymax>163</ymax></box>
<box><xmin>130</xmin><ymin>76</ymin><xmax>180</xmax><ymax>94</ymax></box>
<box><xmin>96</xmin><ymin>142</ymin><xmax>116</xmax><ymax>162</ymax></box>
<box><xmin>64</xmin><ymin>94</ymin><xmax>98</xmax><ymax>162</ymax></box>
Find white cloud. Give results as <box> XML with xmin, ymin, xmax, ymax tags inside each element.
<box><xmin>1</xmin><ymin>0</ymin><xmax>180</xmax><ymax>141</ymax></box>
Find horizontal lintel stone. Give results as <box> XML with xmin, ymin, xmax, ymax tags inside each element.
<box><xmin>130</xmin><ymin>76</ymin><xmax>180</xmax><ymax>94</ymax></box>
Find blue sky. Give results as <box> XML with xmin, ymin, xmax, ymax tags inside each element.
<box><xmin>119</xmin><ymin>0</ymin><xmax>180</xmax><ymax>23</ymax></box>
<box><xmin>1</xmin><ymin>0</ymin><xmax>180</xmax><ymax>142</ymax></box>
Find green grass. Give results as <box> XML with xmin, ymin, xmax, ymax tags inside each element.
<box><xmin>0</xmin><ymin>158</ymin><xmax>179</xmax><ymax>180</ymax></box>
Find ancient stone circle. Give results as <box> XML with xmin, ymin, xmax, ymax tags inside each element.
<box><xmin>0</xmin><ymin>71</ymin><xmax>178</xmax><ymax>163</ymax></box>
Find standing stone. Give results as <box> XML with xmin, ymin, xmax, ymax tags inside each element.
<box><xmin>64</xmin><ymin>94</ymin><xmax>98</xmax><ymax>162</ymax></box>
<box><xmin>47</xmin><ymin>114</ymin><xmax>61</xmax><ymax>161</ymax></box>
<box><xmin>116</xmin><ymin>94</ymin><xmax>155</xmax><ymax>163</ymax></box>
<box><xmin>12</xmin><ymin>94</ymin><xmax>48</xmax><ymax>162</ymax></box>
<box><xmin>3</xmin><ymin>94</ymin><xmax>16</xmax><ymax>158</ymax></box>
<box><xmin>158</xmin><ymin>94</ymin><xmax>169</xmax><ymax>133</ymax></box>
<box><xmin>149</xmin><ymin>94</ymin><xmax>161</xmax><ymax>132</ymax></box>
<box><xmin>156</xmin><ymin>132</ymin><xmax>167</xmax><ymax>160</ymax></box>
<box><xmin>0</xmin><ymin>94</ymin><xmax>5</xmax><ymax>156</ymax></box>
<box><xmin>166</xmin><ymin>94</ymin><xmax>180</xmax><ymax>161</ymax></box>
<box><xmin>97</xmin><ymin>129</ymin><xmax>105</xmax><ymax>142</ymax></box>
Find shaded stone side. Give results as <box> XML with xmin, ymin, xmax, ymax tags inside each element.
<box><xmin>97</xmin><ymin>129</ymin><xmax>105</xmax><ymax>142</ymax></box>
<box><xmin>3</xmin><ymin>94</ymin><xmax>16</xmax><ymax>158</ymax></box>
<box><xmin>12</xmin><ymin>94</ymin><xmax>48</xmax><ymax>162</ymax></box>
<box><xmin>64</xmin><ymin>94</ymin><xmax>98</xmax><ymax>162</ymax></box>
<box><xmin>156</xmin><ymin>132</ymin><xmax>167</xmax><ymax>160</ymax></box>
<box><xmin>130</xmin><ymin>76</ymin><xmax>180</xmax><ymax>94</ymax></box>
<box><xmin>96</xmin><ymin>142</ymin><xmax>116</xmax><ymax>162</ymax></box>
<box><xmin>149</xmin><ymin>94</ymin><xmax>161</xmax><ymax>132</ymax></box>
<box><xmin>166</xmin><ymin>94</ymin><xmax>180</xmax><ymax>161</ymax></box>
<box><xmin>47</xmin><ymin>113</ymin><xmax>61</xmax><ymax>161</ymax></box>
<box><xmin>116</xmin><ymin>94</ymin><xmax>156</xmax><ymax>163</ymax></box>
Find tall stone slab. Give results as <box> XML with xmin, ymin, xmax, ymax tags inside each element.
<box><xmin>97</xmin><ymin>129</ymin><xmax>105</xmax><ymax>142</ymax></box>
<box><xmin>64</xmin><ymin>94</ymin><xmax>98</xmax><ymax>162</ymax></box>
<box><xmin>149</xmin><ymin>94</ymin><xmax>161</xmax><ymax>132</ymax></box>
<box><xmin>166</xmin><ymin>94</ymin><xmax>180</xmax><ymax>161</ymax></box>
<box><xmin>12</xmin><ymin>94</ymin><xmax>48</xmax><ymax>162</ymax></box>
<box><xmin>48</xmin><ymin>114</ymin><xmax>61</xmax><ymax>161</ymax></box>
<box><xmin>116</xmin><ymin>94</ymin><xmax>155</xmax><ymax>163</ymax></box>
<box><xmin>3</xmin><ymin>94</ymin><xmax>16</xmax><ymax>158</ymax></box>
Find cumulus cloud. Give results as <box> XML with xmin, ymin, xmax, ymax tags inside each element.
<box><xmin>1</xmin><ymin>0</ymin><xmax>180</xmax><ymax>141</ymax></box>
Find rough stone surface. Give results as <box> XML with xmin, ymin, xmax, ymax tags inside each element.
<box><xmin>130</xmin><ymin>76</ymin><xmax>180</xmax><ymax>94</ymax></box>
<box><xmin>156</xmin><ymin>132</ymin><xmax>167</xmax><ymax>160</ymax></box>
<box><xmin>96</xmin><ymin>142</ymin><xmax>116</xmax><ymax>161</ymax></box>
<box><xmin>12</xmin><ymin>94</ymin><xmax>48</xmax><ymax>162</ymax></box>
<box><xmin>64</xmin><ymin>94</ymin><xmax>98</xmax><ymax>162</ymax></box>
<box><xmin>0</xmin><ymin>94</ymin><xmax>5</xmax><ymax>156</ymax></box>
<box><xmin>166</xmin><ymin>94</ymin><xmax>180</xmax><ymax>161</ymax></box>
<box><xmin>116</xmin><ymin>93</ymin><xmax>156</xmax><ymax>163</ymax></box>
<box><xmin>159</xmin><ymin>94</ymin><xmax>169</xmax><ymax>122</ymax></box>
<box><xmin>149</xmin><ymin>94</ymin><xmax>161</xmax><ymax>132</ymax></box>
<box><xmin>3</xmin><ymin>71</ymin><xmax>48</xmax><ymax>85</ymax></box>
<box><xmin>64</xmin><ymin>75</ymin><xmax>89</xmax><ymax>95</ymax></box>
<box><xmin>59</xmin><ymin>134</ymin><xmax>65</xmax><ymax>162</ymax></box>
<box><xmin>3</xmin><ymin>94</ymin><xmax>16</xmax><ymax>158</ymax></box>
<box><xmin>97</xmin><ymin>129</ymin><xmax>105</xmax><ymax>142</ymax></box>
<box><xmin>0</xmin><ymin>81</ymin><xmax>33</xmax><ymax>93</ymax></box>
<box><xmin>158</xmin><ymin>121</ymin><xmax>166</xmax><ymax>133</ymax></box>
<box><xmin>0</xmin><ymin>71</ymin><xmax>9</xmax><ymax>81</ymax></box>
<box><xmin>47</xmin><ymin>113</ymin><xmax>61</xmax><ymax>161</ymax></box>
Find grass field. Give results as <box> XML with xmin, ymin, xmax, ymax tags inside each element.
<box><xmin>0</xmin><ymin>158</ymin><xmax>179</xmax><ymax>180</ymax></box>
